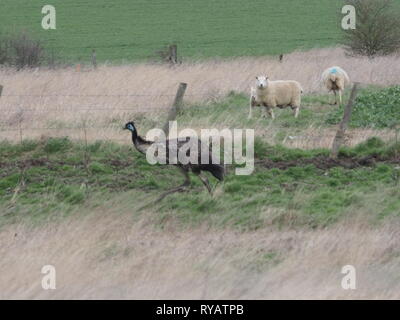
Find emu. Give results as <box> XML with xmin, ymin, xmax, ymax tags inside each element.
<box><xmin>124</xmin><ymin>121</ymin><xmax>224</xmax><ymax>199</ymax></box>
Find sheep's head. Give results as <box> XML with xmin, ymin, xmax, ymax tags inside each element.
<box><xmin>256</xmin><ymin>76</ymin><xmax>269</xmax><ymax>89</ymax></box>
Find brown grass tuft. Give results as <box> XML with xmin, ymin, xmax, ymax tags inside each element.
<box><xmin>1</xmin><ymin>208</ymin><xmax>400</xmax><ymax>299</ymax></box>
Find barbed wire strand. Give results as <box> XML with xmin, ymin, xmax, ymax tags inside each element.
<box><xmin>1</xmin><ymin>93</ymin><xmax>215</xmax><ymax>97</ymax></box>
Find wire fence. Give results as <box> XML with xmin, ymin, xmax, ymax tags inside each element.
<box><xmin>0</xmin><ymin>106</ymin><xmax>164</xmax><ymax>112</ymax></box>
<box><xmin>0</xmin><ymin>84</ymin><xmax>195</xmax><ymax>139</ymax></box>
<box><xmin>2</xmin><ymin>82</ymin><xmax>392</xmax><ymax>151</ymax></box>
<box><xmin>0</xmin><ymin>90</ymin><xmax>224</xmax><ymax>115</ymax></box>
<box><xmin>0</xmin><ymin>96</ymin><xmax>213</xmax><ymax>129</ymax></box>
<box><xmin>0</xmin><ymin>93</ymin><xmax>209</xmax><ymax>97</ymax></box>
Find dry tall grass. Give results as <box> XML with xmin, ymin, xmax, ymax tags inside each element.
<box><xmin>1</xmin><ymin>207</ymin><xmax>400</xmax><ymax>299</ymax></box>
<box><xmin>2</xmin><ymin>48</ymin><xmax>400</xmax><ymax>300</ymax></box>
<box><xmin>1</xmin><ymin>47</ymin><xmax>400</xmax><ymax>146</ymax></box>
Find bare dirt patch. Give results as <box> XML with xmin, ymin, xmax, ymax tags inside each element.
<box><xmin>2</xmin><ymin>153</ymin><xmax>400</xmax><ymax>173</ymax></box>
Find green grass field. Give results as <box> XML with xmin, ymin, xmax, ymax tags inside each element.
<box><xmin>1</xmin><ymin>0</ymin><xmax>344</xmax><ymax>62</ymax></box>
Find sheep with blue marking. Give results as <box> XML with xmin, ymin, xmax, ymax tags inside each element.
<box><xmin>321</xmin><ymin>66</ymin><xmax>350</xmax><ymax>105</ymax></box>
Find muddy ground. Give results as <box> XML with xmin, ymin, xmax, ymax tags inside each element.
<box><xmin>2</xmin><ymin>154</ymin><xmax>400</xmax><ymax>172</ymax></box>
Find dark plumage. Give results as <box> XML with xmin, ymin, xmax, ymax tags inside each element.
<box><xmin>124</xmin><ymin>121</ymin><xmax>224</xmax><ymax>195</ymax></box>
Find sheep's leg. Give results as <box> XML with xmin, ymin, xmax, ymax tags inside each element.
<box><xmin>248</xmin><ymin>97</ymin><xmax>256</xmax><ymax>119</ymax></box>
<box><xmin>333</xmin><ymin>91</ymin><xmax>337</xmax><ymax>105</ymax></box>
<box><xmin>261</xmin><ymin>106</ymin><xmax>267</xmax><ymax>118</ymax></box>
<box><xmin>339</xmin><ymin>90</ymin><xmax>342</xmax><ymax>105</ymax></box>
<box><xmin>328</xmin><ymin>90</ymin><xmax>335</xmax><ymax>105</ymax></box>
<box><xmin>266</xmin><ymin>106</ymin><xmax>275</xmax><ymax>119</ymax></box>
<box><xmin>294</xmin><ymin>107</ymin><xmax>300</xmax><ymax>118</ymax></box>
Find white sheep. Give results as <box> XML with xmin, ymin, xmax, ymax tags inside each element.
<box><xmin>249</xmin><ymin>76</ymin><xmax>303</xmax><ymax>119</ymax></box>
<box><xmin>321</xmin><ymin>66</ymin><xmax>350</xmax><ymax>105</ymax></box>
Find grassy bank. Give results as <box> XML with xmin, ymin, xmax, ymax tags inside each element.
<box><xmin>1</xmin><ymin>135</ymin><xmax>400</xmax><ymax>230</ymax></box>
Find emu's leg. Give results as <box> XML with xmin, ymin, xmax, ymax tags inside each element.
<box><xmin>197</xmin><ymin>173</ymin><xmax>212</xmax><ymax>194</ymax></box>
<box><xmin>178</xmin><ymin>166</ymin><xmax>191</xmax><ymax>187</ymax></box>
<box><xmin>156</xmin><ymin>166</ymin><xmax>190</xmax><ymax>202</ymax></box>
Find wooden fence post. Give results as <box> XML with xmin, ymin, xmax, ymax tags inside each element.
<box><xmin>19</xmin><ymin>120</ymin><xmax>23</xmax><ymax>144</ymax></box>
<box><xmin>49</xmin><ymin>48</ymin><xmax>55</xmax><ymax>69</ymax></box>
<box><xmin>82</xmin><ymin>120</ymin><xmax>90</xmax><ymax>173</ymax></box>
<box><xmin>169</xmin><ymin>44</ymin><xmax>178</xmax><ymax>65</ymax></box>
<box><xmin>91</xmin><ymin>49</ymin><xmax>97</xmax><ymax>69</ymax></box>
<box><xmin>163</xmin><ymin>82</ymin><xmax>187</xmax><ymax>136</ymax></box>
<box><xmin>331</xmin><ymin>83</ymin><xmax>359</xmax><ymax>158</ymax></box>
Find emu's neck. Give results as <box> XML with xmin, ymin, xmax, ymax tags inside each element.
<box><xmin>130</xmin><ymin>130</ymin><xmax>152</xmax><ymax>154</ymax></box>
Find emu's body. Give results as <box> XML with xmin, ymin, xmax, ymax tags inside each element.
<box><xmin>124</xmin><ymin>122</ymin><xmax>224</xmax><ymax>197</ymax></box>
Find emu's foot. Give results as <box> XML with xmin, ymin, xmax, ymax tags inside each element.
<box><xmin>204</xmin><ymin>184</ymin><xmax>212</xmax><ymax>195</ymax></box>
<box><xmin>137</xmin><ymin>183</ymin><xmax>190</xmax><ymax>211</ymax></box>
<box><xmin>156</xmin><ymin>184</ymin><xmax>190</xmax><ymax>202</ymax></box>
<box><xmin>210</xmin><ymin>181</ymin><xmax>222</xmax><ymax>196</ymax></box>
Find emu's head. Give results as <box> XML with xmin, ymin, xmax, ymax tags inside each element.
<box><xmin>256</xmin><ymin>75</ymin><xmax>269</xmax><ymax>89</ymax></box>
<box><xmin>124</xmin><ymin>121</ymin><xmax>136</xmax><ymax>132</ymax></box>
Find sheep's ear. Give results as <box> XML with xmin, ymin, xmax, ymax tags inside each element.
<box><xmin>255</xmin><ymin>76</ymin><xmax>258</xmax><ymax>80</ymax></box>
